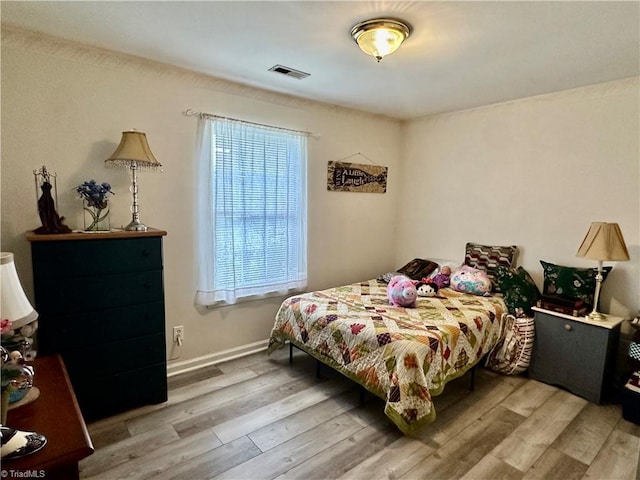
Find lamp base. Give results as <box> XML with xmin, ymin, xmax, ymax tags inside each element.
<box><xmin>586</xmin><ymin>310</ymin><xmax>606</xmax><ymax>321</ymax></box>
<box><xmin>124</xmin><ymin>219</ymin><xmax>148</xmax><ymax>232</ymax></box>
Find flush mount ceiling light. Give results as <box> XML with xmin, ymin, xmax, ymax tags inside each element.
<box><xmin>350</xmin><ymin>18</ymin><xmax>412</xmax><ymax>62</ymax></box>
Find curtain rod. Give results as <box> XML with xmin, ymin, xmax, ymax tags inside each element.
<box><xmin>183</xmin><ymin>109</ymin><xmax>320</xmax><ymax>140</ymax></box>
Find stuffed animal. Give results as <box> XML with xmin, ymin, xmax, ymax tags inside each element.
<box><xmin>450</xmin><ymin>265</ymin><xmax>492</xmax><ymax>296</ymax></box>
<box><xmin>387</xmin><ymin>275</ymin><xmax>418</xmax><ymax>308</ymax></box>
<box><xmin>416</xmin><ymin>278</ymin><xmax>439</xmax><ymax>297</ymax></box>
<box><xmin>432</xmin><ymin>265</ymin><xmax>452</xmax><ymax>289</ymax></box>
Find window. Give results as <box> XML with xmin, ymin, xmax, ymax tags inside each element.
<box><xmin>195</xmin><ymin>116</ymin><xmax>308</xmax><ymax>306</ymax></box>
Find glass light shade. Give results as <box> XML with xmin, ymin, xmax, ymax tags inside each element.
<box><xmin>351</xmin><ymin>19</ymin><xmax>411</xmax><ymax>62</ymax></box>
<box><xmin>0</xmin><ymin>253</ymin><xmax>38</xmax><ymax>329</ymax></box>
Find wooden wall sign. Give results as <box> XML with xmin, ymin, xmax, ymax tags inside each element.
<box><xmin>327</xmin><ymin>161</ymin><xmax>388</xmax><ymax>193</ymax></box>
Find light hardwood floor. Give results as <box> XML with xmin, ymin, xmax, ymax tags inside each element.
<box><xmin>79</xmin><ymin>347</ymin><xmax>640</xmax><ymax>480</ymax></box>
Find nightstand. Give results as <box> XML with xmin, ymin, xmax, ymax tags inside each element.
<box><xmin>530</xmin><ymin>306</ymin><xmax>623</xmax><ymax>404</ymax></box>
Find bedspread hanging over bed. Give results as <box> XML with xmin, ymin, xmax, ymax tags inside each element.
<box><xmin>268</xmin><ymin>279</ymin><xmax>507</xmax><ymax>435</ymax></box>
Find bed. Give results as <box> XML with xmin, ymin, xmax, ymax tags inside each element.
<box><xmin>267</xmin><ymin>277</ymin><xmax>508</xmax><ymax>435</ymax></box>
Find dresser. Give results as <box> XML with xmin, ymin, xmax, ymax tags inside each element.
<box><xmin>529</xmin><ymin>306</ymin><xmax>623</xmax><ymax>404</ymax></box>
<box><xmin>27</xmin><ymin>228</ymin><xmax>168</xmax><ymax>420</ymax></box>
<box><xmin>6</xmin><ymin>355</ymin><xmax>94</xmax><ymax>480</ymax></box>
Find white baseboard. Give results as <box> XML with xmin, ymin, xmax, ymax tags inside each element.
<box><xmin>166</xmin><ymin>339</ymin><xmax>270</xmax><ymax>377</ymax></box>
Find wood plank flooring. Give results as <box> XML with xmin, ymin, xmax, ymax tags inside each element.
<box><xmin>79</xmin><ymin>347</ymin><xmax>640</xmax><ymax>480</ymax></box>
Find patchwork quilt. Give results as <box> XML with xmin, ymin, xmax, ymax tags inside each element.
<box><xmin>268</xmin><ymin>279</ymin><xmax>507</xmax><ymax>434</ymax></box>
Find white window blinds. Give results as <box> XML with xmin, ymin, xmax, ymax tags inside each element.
<box><xmin>195</xmin><ymin>116</ymin><xmax>308</xmax><ymax>306</ymax></box>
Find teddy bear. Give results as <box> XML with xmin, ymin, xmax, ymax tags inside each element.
<box><xmin>387</xmin><ymin>275</ymin><xmax>417</xmax><ymax>308</ymax></box>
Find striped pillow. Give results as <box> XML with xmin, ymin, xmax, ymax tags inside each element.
<box><xmin>464</xmin><ymin>242</ymin><xmax>518</xmax><ymax>293</ymax></box>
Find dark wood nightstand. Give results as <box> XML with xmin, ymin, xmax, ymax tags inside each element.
<box><xmin>3</xmin><ymin>355</ymin><xmax>94</xmax><ymax>480</ymax></box>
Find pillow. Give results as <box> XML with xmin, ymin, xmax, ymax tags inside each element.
<box><xmin>396</xmin><ymin>258</ymin><xmax>438</xmax><ymax>281</ymax></box>
<box><xmin>495</xmin><ymin>265</ymin><xmax>540</xmax><ymax>315</ymax></box>
<box><xmin>464</xmin><ymin>243</ymin><xmax>518</xmax><ymax>293</ymax></box>
<box><xmin>450</xmin><ymin>265</ymin><xmax>492</xmax><ymax>296</ymax></box>
<box><xmin>540</xmin><ymin>260</ymin><xmax>612</xmax><ymax>309</ymax></box>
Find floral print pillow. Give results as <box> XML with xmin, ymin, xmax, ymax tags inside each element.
<box><xmin>495</xmin><ymin>266</ymin><xmax>540</xmax><ymax>315</ymax></box>
<box><xmin>540</xmin><ymin>260</ymin><xmax>612</xmax><ymax>309</ymax></box>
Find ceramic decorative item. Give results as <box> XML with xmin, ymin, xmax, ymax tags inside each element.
<box><xmin>0</xmin><ymin>426</ymin><xmax>47</xmax><ymax>459</ymax></box>
<box><xmin>1</xmin><ymin>347</ymin><xmax>34</xmax><ymax>411</ymax></box>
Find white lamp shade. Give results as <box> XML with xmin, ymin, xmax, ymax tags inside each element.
<box><xmin>1</xmin><ymin>252</ymin><xmax>38</xmax><ymax>329</ymax></box>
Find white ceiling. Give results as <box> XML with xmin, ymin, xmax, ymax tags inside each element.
<box><xmin>2</xmin><ymin>1</ymin><xmax>639</xmax><ymax>120</ymax></box>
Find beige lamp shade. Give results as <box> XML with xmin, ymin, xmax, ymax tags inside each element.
<box><xmin>105</xmin><ymin>130</ymin><xmax>162</xmax><ymax>168</ymax></box>
<box><xmin>104</xmin><ymin>129</ymin><xmax>160</xmax><ymax>231</ymax></box>
<box><xmin>1</xmin><ymin>252</ymin><xmax>38</xmax><ymax>329</ymax></box>
<box><xmin>576</xmin><ymin>222</ymin><xmax>630</xmax><ymax>261</ymax></box>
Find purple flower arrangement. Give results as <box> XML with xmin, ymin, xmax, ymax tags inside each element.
<box><xmin>76</xmin><ymin>180</ymin><xmax>114</xmax><ymax>209</ymax></box>
<box><xmin>76</xmin><ymin>180</ymin><xmax>114</xmax><ymax>231</ymax></box>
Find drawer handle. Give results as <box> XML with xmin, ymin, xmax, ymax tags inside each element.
<box><xmin>564</xmin><ymin>323</ymin><xmax>572</xmax><ymax>331</ymax></box>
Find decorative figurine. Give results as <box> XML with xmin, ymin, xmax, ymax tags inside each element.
<box><xmin>33</xmin><ymin>166</ymin><xmax>71</xmax><ymax>234</ymax></box>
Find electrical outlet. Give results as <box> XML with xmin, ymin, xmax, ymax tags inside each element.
<box><xmin>173</xmin><ymin>325</ymin><xmax>184</xmax><ymax>346</ymax></box>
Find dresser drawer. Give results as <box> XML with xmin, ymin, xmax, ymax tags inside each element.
<box><xmin>31</xmin><ymin>237</ymin><xmax>162</xmax><ymax>278</ymax></box>
<box><xmin>61</xmin><ymin>332</ymin><xmax>166</xmax><ymax>379</ymax></box>
<box><xmin>38</xmin><ymin>302</ymin><xmax>165</xmax><ymax>353</ymax></box>
<box><xmin>34</xmin><ymin>270</ymin><xmax>164</xmax><ymax>314</ymax></box>
<box><xmin>74</xmin><ymin>362</ymin><xmax>168</xmax><ymax>420</ymax></box>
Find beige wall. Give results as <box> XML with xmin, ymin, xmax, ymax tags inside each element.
<box><xmin>0</xmin><ymin>28</ymin><xmax>402</xmax><ymax>367</ymax></box>
<box><xmin>398</xmin><ymin>78</ymin><xmax>640</xmax><ymax>314</ymax></box>
<box><xmin>2</xmin><ymin>27</ymin><xmax>638</xmax><ymax>371</ymax></box>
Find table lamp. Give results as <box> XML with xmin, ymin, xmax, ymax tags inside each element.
<box><xmin>576</xmin><ymin>222</ymin><xmax>630</xmax><ymax>320</ymax></box>
<box><xmin>1</xmin><ymin>253</ymin><xmax>38</xmax><ymax>359</ymax></box>
<box><xmin>105</xmin><ymin>130</ymin><xmax>161</xmax><ymax>231</ymax></box>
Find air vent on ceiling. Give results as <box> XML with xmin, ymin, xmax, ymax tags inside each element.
<box><xmin>268</xmin><ymin>64</ymin><xmax>310</xmax><ymax>80</ymax></box>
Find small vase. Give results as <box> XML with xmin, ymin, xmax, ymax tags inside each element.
<box><xmin>83</xmin><ymin>201</ymin><xmax>110</xmax><ymax>232</ymax></box>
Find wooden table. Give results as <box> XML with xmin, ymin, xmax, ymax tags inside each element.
<box><xmin>3</xmin><ymin>355</ymin><xmax>94</xmax><ymax>479</ymax></box>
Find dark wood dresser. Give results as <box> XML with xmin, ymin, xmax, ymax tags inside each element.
<box><xmin>5</xmin><ymin>355</ymin><xmax>94</xmax><ymax>480</ymax></box>
<box><xmin>26</xmin><ymin>228</ymin><xmax>168</xmax><ymax>420</ymax></box>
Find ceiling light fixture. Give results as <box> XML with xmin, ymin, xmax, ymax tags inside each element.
<box><xmin>350</xmin><ymin>18</ymin><xmax>411</xmax><ymax>62</ymax></box>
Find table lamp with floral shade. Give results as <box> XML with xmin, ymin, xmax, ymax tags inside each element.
<box><xmin>1</xmin><ymin>253</ymin><xmax>38</xmax><ymax>359</ymax></box>
<box><xmin>0</xmin><ymin>254</ymin><xmax>48</xmax><ymax>461</ymax></box>
<box><xmin>1</xmin><ymin>252</ymin><xmax>38</xmax><ymax>423</ymax></box>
